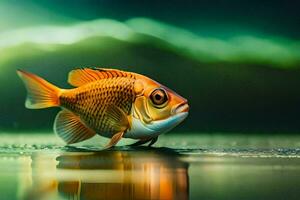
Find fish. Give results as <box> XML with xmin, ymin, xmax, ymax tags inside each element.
<box><xmin>17</xmin><ymin>68</ymin><xmax>189</xmax><ymax>148</ymax></box>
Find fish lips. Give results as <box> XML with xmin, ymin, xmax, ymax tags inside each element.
<box><xmin>172</xmin><ymin>101</ymin><xmax>189</xmax><ymax>115</ymax></box>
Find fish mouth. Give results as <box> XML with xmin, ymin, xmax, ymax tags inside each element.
<box><xmin>173</xmin><ymin>101</ymin><xmax>189</xmax><ymax>115</ymax></box>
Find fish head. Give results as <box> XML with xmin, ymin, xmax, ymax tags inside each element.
<box><xmin>130</xmin><ymin>74</ymin><xmax>189</xmax><ymax>137</ymax></box>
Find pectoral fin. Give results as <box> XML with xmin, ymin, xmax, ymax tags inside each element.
<box><xmin>129</xmin><ymin>138</ymin><xmax>152</xmax><ymax>146</ymax></box>
<box><xmin>104</xmin><ymin>105</ymin><xmax>130</xmax><ymax>148</ymax></box>
<box><xmin>148</xmin><ymin>137</ymin><xmax>158</xmax><ymax>146</ymax></box>
<box><xmin>54</xmin><ymin>110</ymin><xmax>96</xmax><ymax>144</ymax></box>
<box><xmin>129</xmin><ymin>136</ymin><xmax>158</xmax><ymax>147</ymax></box>
<box><xmin>105</xmin><ymin>104</ymin><xmax>130</xmax><ymax>131</ymax></box>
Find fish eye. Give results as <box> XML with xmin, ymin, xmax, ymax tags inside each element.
<box><xmin>150</xmin><ymin>88</ymin><xmax>168</xmax><ymax>108</ymax></box>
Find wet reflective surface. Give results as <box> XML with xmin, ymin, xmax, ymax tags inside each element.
<box><xmin>0</xmin><ymin>133</ymin><xmax>299</xmax><ymax>200</ymax></box>
<box><xmin>29</xmin><ymin>149</ymin><xmax>188</xmax><ymax>200</ymax></box>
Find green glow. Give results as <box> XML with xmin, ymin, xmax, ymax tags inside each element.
<box><xmin>0</xmin><ymin>18</ymin><xmax>299</xmax><ymax>68</ymax></box>
<box><xmin>127</xmin><ymin>18</ymin><xmax>300</xmax><ymax>67</ymax></box>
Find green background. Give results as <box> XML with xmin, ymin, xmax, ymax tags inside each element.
<box><xmin>0</xmin><ymin>0</ymin><xmax>300</xmax><ymax>133</ymax></box>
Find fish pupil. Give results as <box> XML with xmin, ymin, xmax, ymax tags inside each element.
<box><xmin>155</xmin><ymin>94</ymin><xmax>162</xmax><ymax>101</ymax></box>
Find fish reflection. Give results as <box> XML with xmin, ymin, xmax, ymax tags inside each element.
<box><xmin>27</xmin><ymin>148</ymin><xmax>189</xmax><ymax>200</ymax></box>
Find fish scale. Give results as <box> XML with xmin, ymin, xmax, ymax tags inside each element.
<box><xmin>60</xmin><ymin>77</ymin><xmax>136</xmax><ymax>136</ymax></box>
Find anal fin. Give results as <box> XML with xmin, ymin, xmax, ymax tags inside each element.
<box><xmin>54</xmin><ymin>110</ymin><xmax>96</xmax><ymax>144</ymax></box>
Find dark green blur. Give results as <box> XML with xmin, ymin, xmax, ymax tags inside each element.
<box><xmin>0</xmin><ymin>2</ymin><xmax>300</xmax><ymax>200</ymax></box>
<box><xmin>0</xmin><ymin>0</ymin><xmax>300</xmax><ymax>133</ymax></box>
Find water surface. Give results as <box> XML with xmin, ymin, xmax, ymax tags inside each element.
<box><xmin>0</xmin><ymin>133</ymin><xmax>299</xmax><ymax>200</ymax></box>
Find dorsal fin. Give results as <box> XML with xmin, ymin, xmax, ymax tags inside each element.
<box><xmin>68</xmin><ymin>68</ymin><xmax>132</xmax><ymax>87</ymax></box>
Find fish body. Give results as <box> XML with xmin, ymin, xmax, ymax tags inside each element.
<box><xmin>17</xmin><ymin>68</ymin><xmax>189</xmax><ymax>147</ymax></box>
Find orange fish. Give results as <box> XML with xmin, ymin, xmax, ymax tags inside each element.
<box><xmin>17</xmin><ymin>68</ymin><xmax>189</xmax><ymax>148</ymax></box>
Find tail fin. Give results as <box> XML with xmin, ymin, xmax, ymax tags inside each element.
<box><xmin>17</xmin><ymin>70</ymin><xmax>61</xmax><ymax>109</ymax></box>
